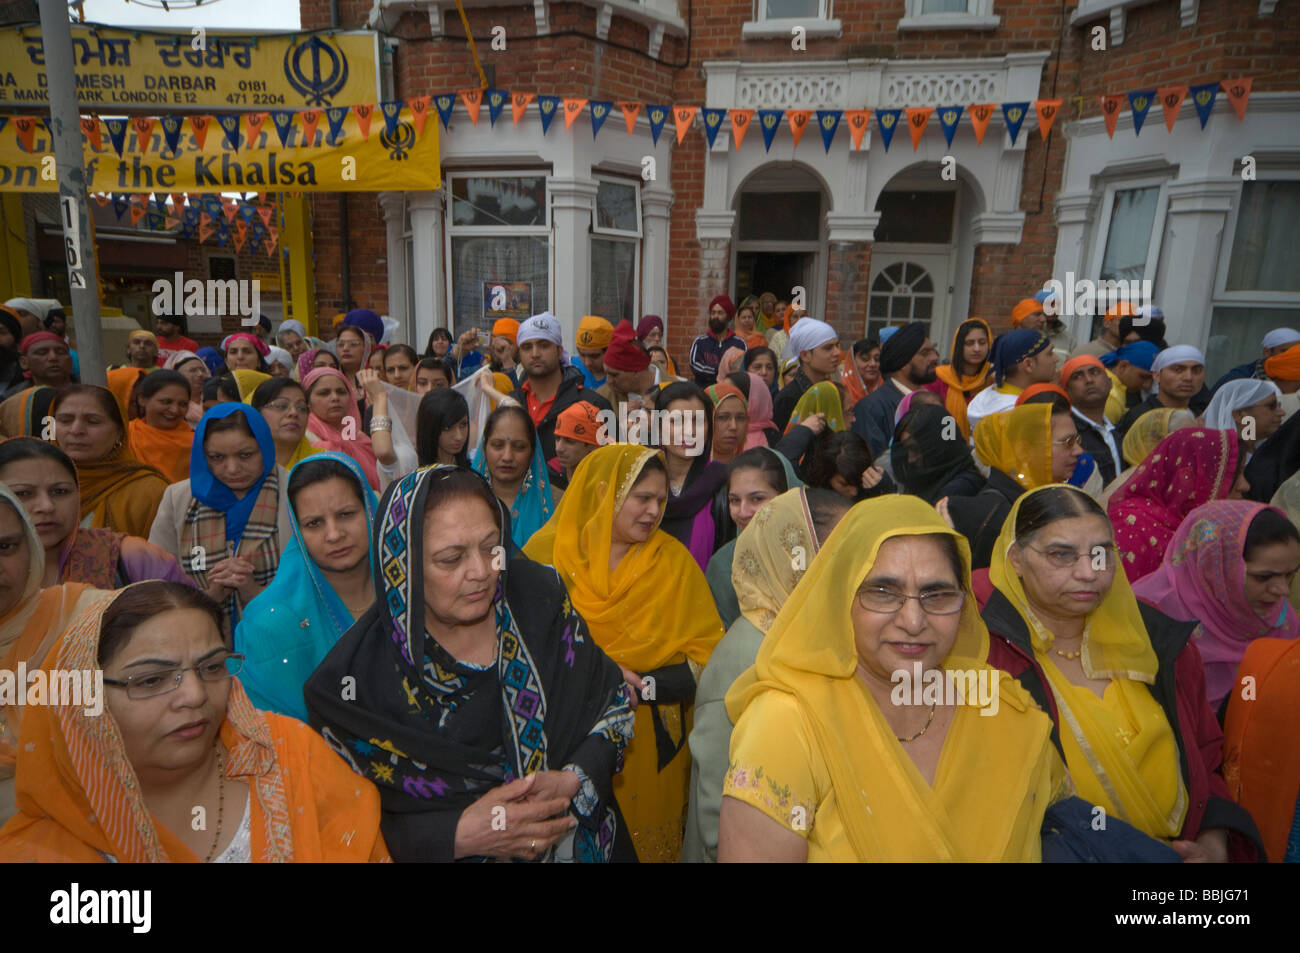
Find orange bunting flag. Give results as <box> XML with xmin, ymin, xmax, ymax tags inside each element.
<box><xmin>618</xmin><ymin>101</ymin><xmax>642</xmax><ymax>136</ymax></box>
<box><xmin>905</xmin><ymin>107</ymin><xmax>932</xmax><ymax>150</ymax></box>
<box><xmin>189</xmin><ymin>115</ymin><xmax>211</xmax><ymax>149</ymax></box>
<box><xmin>222</xmin><ymin>199</ymin><xmax>238</xmax><ymax>223</ymax></box>
<box><xmin>673</xmin><ymin>106</ymin><xmax>697</xmax><ymax>145</ymax></box>
<box><xmin>80</xmin><ymin>117</ymin><xmax>102</xmax><ymax>151</ymax></box>
<box><xmin>460</xmin><ymin>89</ymin><xmax>484</xmax><ymax>125</ymax></box>
<box><xmin>1034</xmin><ymin>99</ymin><xmax>1062</xmax><ymax>140</ymax></box>
<box><xmin>233</xmin><ymin>232</ymin><xmax>247</xmax><ymax>253</ymax></box>
<box><xmin>299</xmin><ymin>110</ymin><xmax>321</xmax><ymax>145</ymax></box>
<box><xmin>408</xmin><ymin>96</ymin><xmax>431</xmax><ymax>136</ymax></box>
<box><xmin>353</xmin><ymin>104</ymin><xmax>375</xmax><ymax>141</ymax></box>
<box><xmin>170</xmin><ymin>193</ymin><xmax>186</xmax><ymax>211</ymax></box>
<box><xmin>730</xmin><ymin>109</ymin><xmax>754</xmax><ymax>147</ymax></box>
<box><xmin>1158</xmin><ymin>87</ymin><xmax>1187</xmax><ymax>132</ymax></box>
<box><xmin>133</xmin><ymin>193</ymin><xmax>150</xmax><ymax>207</ymax></box>
<box><xmin>236</xmin><ymin>219</ymin><xmax>249</xmax><ymax>238</ymax></box>
<box><xmin>129</xmin><ymin>205</ymin><xmax>147</xmax><ymax>225</ymax></box>
<box><xmin>1221</xmin><ymin>78</ymin><xmax>1252</xmax><ymax>120</ymax></box>
<box><xmin>258</xmin><ymin>205</ymin><xmax>274</xmax><ymax>226</ymax></box>
<box><xmin>265</xmin><ymin>226</ymin><xmax>279</xmax><ymax>256</ymax></box>
<box><xmin>1100</xmin><ymin>94</ymin><xmax>1124</xmax><ymax>138</ymax></box>
<box><xmin>968</xmin><ymin>103</ymin><xmax>994</xmax><ymax>146</ymax></box>
<box><xmin>786</xmin><ymin>110</ymin><xmax>811</xmax><ymax>149</ymax></box>
<box><xmin>131</xmin><ymin>117</ymin><xmax>155</xmax><ymax>153</ymax></box>
<box><xmin>563</xmin><ymin>97</ymin><xmax>588</xmax><ymax>130</ymax></box>
<box><xmin>845</xmin><ymin>109</ymin><xmax>871</xmax><ymax>150</ymax></box>
<box><xmin>165</xmin><ymin>216</ymin><xmax>180</xmax><ymax>229</ymax></box>
<box><xmin>12</xmin><ymin>117</ymin><xmax>36</xmax><ymax>152</ymax></box>
<box><xmin>244</xmin><ymin>112</ymin><xmax>268</xmax><ymax>146</ymax></box>
<box><xmin>93</xmin><ymin>193</ymin><xmax>110</xmax><ymax>207</ymax></box>
<box><xmin>512</xmin><ymin>92</ymin><xmax>535</xmax><ymax>125</ymax></box>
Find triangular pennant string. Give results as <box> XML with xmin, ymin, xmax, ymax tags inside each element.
<box><xmin>730</xmin><ymin>109</ymin><xmax>754</xmax><ymax>148</ymax></box>
<box><xmin>816</xmin><ymin>110</ymin><xmax>841</xmax><ymax>153</ymax></box>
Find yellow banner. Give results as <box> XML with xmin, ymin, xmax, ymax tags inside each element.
<box><xmin>0</xmin><ymin>26</ymin><xmax>379</xmax><ymax>110</ymax></box>
<box><xmin>0</xmin><ymin>109</ymin><xmax>440</xmax><ymax>192</ymax></box>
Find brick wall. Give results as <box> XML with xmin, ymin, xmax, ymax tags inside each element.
<box><xmin>300</xmin><ymin>0</ymin><xmax>1299</xmax><ymax>355</ymax></box>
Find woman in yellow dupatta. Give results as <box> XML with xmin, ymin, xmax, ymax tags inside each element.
<box><xmin>0</xmin><ymin>486</ymin><xmax>99</xmax><ymax>824</ymax></box>
<box><xmin>718</xmin><ymin>496</ymin><xmax>1065</xmax><ymax>862</ymax></box>
<box><xmin>525</xmin><ymin>443</ymin><xmax>725</xmax><ymax>862</ymax></box>
<box><xmin>984</xmin><ymin>485</ymin><xmax>1192</xmax><ymax>846</ymax></box>
<box><xmin>934</xmin><ymin>318</ymin><xmax>993</xmax><ymax>440</ymax></box>
<box><xmin>786</xmin><ymin>380</ymin><xmax>846</xmax><ymax>433</ymax></box>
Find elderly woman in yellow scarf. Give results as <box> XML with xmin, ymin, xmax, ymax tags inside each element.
<box><xmin>718</xmin><ymin>496</ymin><xmax>1066</xmax><ymax>862</ymax></box>
<box><xmin>525</xmin><ymin>443</ymin><xmax>725</xmax><ymax>862</ymax></box>
<box><xmin>980</xmin><ymin>484</ymin><xmax>1264</xmax><ymax>860</ymax></box>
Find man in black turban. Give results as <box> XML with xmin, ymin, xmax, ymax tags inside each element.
<box><xmin>851</xmin><ymin>321</ymin><xmax>939</xmax><ymax>456</ymax></box>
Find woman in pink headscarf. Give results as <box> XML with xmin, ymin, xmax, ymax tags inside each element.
<box><xmin>743</xmin><ymin>372</ymin><xmax>776</xmax><ymax>448</ymax></box>
<box><xmin>718</xmin><ymin>346</ymin><xmax>747</xmax><ymax>380</ymax></box>
<box><xmin>301</xmin><ymin>367</ymin><xmax>380</xmax><ymax>490</ymax></box>
<box><xmin>1132</xmin><ymin>500</ymin><xmax>1300</xmax><ymax>712</ymax></box>
<box><xmin>1107</xmin><ymin>428</ymin><xmax>1245</xmax><ymax>584</ymax></box>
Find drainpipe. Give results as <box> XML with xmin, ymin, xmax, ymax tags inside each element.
<box><xmin>331</xmin><ymin>0</ymin><xmax>351</xmax><ymax>311</ymax></box>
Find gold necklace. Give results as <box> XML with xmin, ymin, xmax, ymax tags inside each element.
<box><xmin>203</xmin><ymin>748</ymin><xmax>226</xmax><ymax>863</ymax></box>
<box><xmin>896</xmin><ymin>702</ymin><xmax>937</xmax><ymax>743</ymax></box>
<box><xmin>1055</xmin><ymin>647</ymin><xmax>1082</xmax><ymax>660</ymax></box>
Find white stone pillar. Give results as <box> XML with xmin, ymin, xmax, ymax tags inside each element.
<box><xmin>549</xmin><ymin>177</ymin><xmax>599</xmax><ymax>344</ymax></box>
<box><xmin>1160</xmin><ymin>177</ymin><xmax>1240</xmax><ymax>347</ymax></box>
<box><xmin>1052</xmin><ymin>189</ymin><xmax>1099</xmax><ymax>345</ymax></box>
<box><xmin>378</xmin><ymin>191</ymin><xmax>408</xmax><ymax>343</ymax></box>
<box><xmin>407</xmin><ymin>190</ymin><xmax>444</xmax><ymax>349</ymax></box>
<box><xmin>641</xmin><ymin>186</ymin><xmax>674</xmax><ymax>326</ymax></box>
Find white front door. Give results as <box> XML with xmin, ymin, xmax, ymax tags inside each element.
<box><xmin>866</xmin><ymin>248</ymin><xmax>954</xmax><ymax>348</ymax></box>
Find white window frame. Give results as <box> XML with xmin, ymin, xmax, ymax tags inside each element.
<box><xmin>444</xmin><ymin>170</ymin><xmax>553</xmax><ymax>334</ymax></box>
<box><xmin>899</xmin><ymin>0</ymin><xmax>1000</xmax><ymax>31</ymax></box>
<box><xmin>743</xmin><ymin>0</ymin><xmax>841</xmax><ymax>40</ymax></box>
<box><xmin>590</xmin><ymin>174</ymin><xmax>643</xmax><ymax>323</ymax></box>
<box><xmin>1087</xmin><ymin>174</ymin><xmax>1170</xmax><ymax>296</ymax></box>
<box><xmin>1212</xmin><ymin>169</ymin><xmax>1300</xmax><ymax>309</ymax></box>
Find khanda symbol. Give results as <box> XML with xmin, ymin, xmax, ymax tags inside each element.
<box><xmin>822</xmin><ymin>115</ymin><xmax>835</xmax><ymax>129</ymax></box>
<box><xmin>650</xmin><ymin>107</ymin><xmax>664</xmax><ymax>122</ymax></box>
<box><xmin>490</xmin><ymin>91</ymin><xmax>504</xmax><ymax>108</ymax></box>
<box><xmin>594</xmin><ymin>103</ymin><xmax>607</xmax><ymax>118</ymax></box>
<box><xmin>284</xmin><ymin>36</ymin><xmax>349</xmax><ymax>107</ymax></box>
<box><xmin>1007</xmin><ymin>106</ymin><xmax>1023</xmax><ymax>122</ymax></box>
<box><xmin>1103</xmin><ymin>99</ymin><xmax>1119</xmax><ymax>113</ymax></box>
<box><xmin>1229</xmin><ymin>84</ymin><xmax>1245</xmax><ymax>98</ymax></box>
<box><xmin>436</xmin><ymin>95</ymin><xmax>453</xmax><ymax>112</ymax></box>
<box><xmin>910</xmin><ymin>113</ymin><xmax>925</xmax><ymax>127</ymax></box>
<box><xmin>1164</xmin><ymin>93</ymin><xmax>1179</xmax><ymax>107</ymax></box>
<box><xmin>1133</xmin><ymin>95</ymin><xmax>1149</xmax><ymax>110</ymax></box>
<box><xmin>566</xmin><ymin>101</ymin><xmax>581</xmax><ymax>114</ymax></box>
<box><xmin>706</xmin><ymin>111</ymin><xmax>719</xmax><ymax>126</ymax></box>
<box><xmin>734</xmin><ymin>112</ymin><xmax>748</xmax><ymax>127</ymax></box>
<box><xmin>851</xmin><ymin>114</ymin><xmax>865</xmax><ymax>127</ymax></box>
<box><xmin>411</xmin><ymin>98</ymin><xmax>427</xmax><ymax>115</ymax></box>
<box><xmin>381</xmin><ymin>120</ymin><xmax>416</xmax><ymax>160</ymax></box>
<box><xmin>541</xmin><ymin>99</ymin><xmax>556</xmax><ymax>114</ymax></box>
<box><xmin>881</xmin><ymin>113</ymin><xmax>895</xmax><ymax>127</ymax></box>
<box><xmin>763</xmin><ymin>114</ymin><xmax>776</xmax><ymax>127</ymax></box>
<box><xmin>791</xmin><ymin>113</ymin><xmax>806</xmax><ymax>127</ymax></box>
<box><xmin>942</xmin><ymin>110</ymin><xmax>957</xmax><ymax>124</ymax></box>
<box><xmin>1041</xmin><ymin>103</ymin><xmax>1056</xmax><ymax>119</ymax></box>
<box><xmin>1195</xmin><ymin>90</ymin><xmax>1212</xmax><ymax>105</ymax></box>
<box><xmin>973</xmin><ymin>105</ymin><xmax>991</xmax><ymax>121</ymax></box>
<box><xmin>512</xmin><ymin>93</ymin><xmax>528</xmax><ymax>109</ymax></box>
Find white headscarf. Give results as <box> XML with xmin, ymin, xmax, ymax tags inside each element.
<box><xmin>1151</xmin><ymin>345</ymin><xmax>1205</xmax><ymax>374</ymax></box>
<box><xmin>1201</xmin><ymin>378</ymin><xmax>1281</xmax><ymax>432</ymax></box>
<box><xmin>785</xmin><ymin>317</ymin><xmax>837</xmax><ymax>361</ymax></box>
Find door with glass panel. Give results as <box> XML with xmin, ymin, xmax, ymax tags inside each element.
<box><xmin>866</xmin><ymin>252</ymin><xmax>952</xmax><ymax>348</ymax></box>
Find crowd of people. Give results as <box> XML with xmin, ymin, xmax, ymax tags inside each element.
<box><xmin>0</xmin><ymin>288</ymin><xmax>1297</xmax><ymax>864</ymax></box>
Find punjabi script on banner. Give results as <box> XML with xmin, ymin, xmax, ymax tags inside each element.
<box><xmin>0</xmin><ymin>27</ymin><xmax>380</xmax><ymax>110</ymax></box>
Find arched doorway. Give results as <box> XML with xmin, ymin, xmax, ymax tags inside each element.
<box><xmin>731</xmin><ymin>165</ymin><xmax>828</xmax><ymax>316</ymax></box>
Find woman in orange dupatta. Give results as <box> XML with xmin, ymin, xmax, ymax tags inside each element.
<box><xmin>932</xmin><ymin>318</ymin><xmax>993</xmax><ymax>441</ymax></box>
<box><xmin>126</xmin><ymin>370</ymin><xmax>195</xmax><ymax>485</ymax></box>
<box><xmin>0</xmin><ymin>486</ymin><xmax>99</xmax><ymax>825</ymax></box>
<box><xmin>52</xmin><ymin>385</ymin><xmax>169</xmax><ymax>539</ymax></box>
<box><xmin>525</xmin><ymin>444</ymin><xmax>725</xmax><ymax>861</ymax></box>
<box><xmin>0</xmin><ymin>581</ymin><xmax>390</xmax><ymax>862</ymax></box>
<box><xmin>1224</xmin><ymin>636</ymin><xmax>1300</xmax><ymax>862</ymax></box>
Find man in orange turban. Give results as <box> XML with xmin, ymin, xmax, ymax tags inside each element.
<box><xmin>574</xmin><ymin>315</ymin><xmax>614</xmax><ymax>389</ymax></box>
<box><xmin>553</xmin><ymin>400</ymin><xmax>605</xmax><ymax>481</ymax></box>
<box><xmin>490</xmin><ymin>318</ymin><xmax>520</xmax><ymax>376</ymax></box>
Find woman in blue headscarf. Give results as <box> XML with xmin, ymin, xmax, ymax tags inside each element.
<box><xmin>195</xmin><ymin>346</ymin><xmax>226</xmax><ymax>376</ymax></box>
<box><xmin>472</xmin><ymin>404</ymin><xmax>557</xmax><ymax>550</ymax></box>
<box><xmin>235</xmin><ymin>452</ymin><xmax>378</xmax><ymax>722</ymax></box>
<box><xmin>147</xmin><ymin>403</ymin><xmax>295</xmax><ymax>635</ymax></box>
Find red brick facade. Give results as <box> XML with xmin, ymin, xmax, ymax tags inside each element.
<box><xmin>300</xmin><ymin>0</ymin><xmax>1298</xmax><ymax>359</ymax></box>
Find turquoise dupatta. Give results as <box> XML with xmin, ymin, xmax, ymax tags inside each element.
<box><xmin>234</xmin><ymin>452</ymin><xmax>379</xmax><ymax>722</ymax></box>
<box><xmin>473</xmin><ymin>435</ymin><xmax>555</xmax><ymax>550</ymax></box>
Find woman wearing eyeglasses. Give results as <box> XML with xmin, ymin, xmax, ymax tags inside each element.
<box><xmin>249</xmin><ymin>377</ymin><xmax>323</xmax><ymax>470</ymax></box>
<box><xmin>944</xmin><ymin>398</ymin><xmax>1083</xmax><ymax>570</ymax></box>
<box><xmin>0</xmin><ymin>581</ymin><xmax>390</xmax><ymax>862</ymax></box>
<box><xmin>981</xmin><ymin>485</ymin><xmax>1264</xmax><ymax>861</ymax></box>
<box><xmin>717</xmin><ymin>496</ymin><xmax>1067</xmax><ymax>862</ymax></box>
